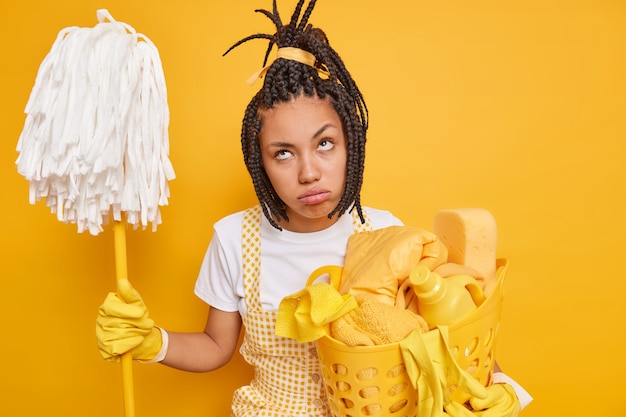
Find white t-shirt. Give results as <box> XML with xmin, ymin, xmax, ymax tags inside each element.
<box><xmin>194</xmin><ymin>206</ymin><xmax>403</xmax><ymax>315</ymax></box>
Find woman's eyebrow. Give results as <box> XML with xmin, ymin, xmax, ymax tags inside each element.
<box><xmin>312</xmin><ymin>123</ymin><xmax>337</xmax><ymax>139</ymax></box>
<box><xmin>265</xmin><ymin>123</ymin><xmax>339</xmax><ymax>148</ymax></box>
<box><xmin>267</xmin><ymin>141</ymin><xmax>294</xmax><ymax>148</ymax></box>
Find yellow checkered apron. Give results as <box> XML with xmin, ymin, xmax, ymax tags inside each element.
<box><xmin>231</xmin><ymin>206</ymin><xmax>371</xmax><ymax>417</ymax></box>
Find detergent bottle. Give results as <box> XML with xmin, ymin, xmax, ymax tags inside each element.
<box><xmin>409</xmin><ymin>265</ymin><xmax>485</xmax><ymax>328</ymax></box>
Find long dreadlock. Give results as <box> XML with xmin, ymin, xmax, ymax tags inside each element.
<box><xmin>224</xmin><ymin>0</ymin><xmax>368</xmax><ymax>230</ymax></box>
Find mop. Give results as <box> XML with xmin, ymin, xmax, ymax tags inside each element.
<box><xmin>15</xmin><ymin>9</ymin><xmax>175</xmax><ymax>417</ymax></box>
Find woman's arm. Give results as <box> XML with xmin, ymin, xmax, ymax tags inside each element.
<box><xmin>160</xmin><ymin>308</ymin><xmax>242</xmax><ymax>372</ymax></box>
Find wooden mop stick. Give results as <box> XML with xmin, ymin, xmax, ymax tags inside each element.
<box><xmin>114</xmin><ymin>221</ymin><xmax>136</xmax><ymax>417</ymax></box>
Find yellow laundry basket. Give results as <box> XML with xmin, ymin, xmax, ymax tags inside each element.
<box><xmin>315</xmin><ymin>259</ymin><xmax>508</xmax><ymax>417</ymax></box>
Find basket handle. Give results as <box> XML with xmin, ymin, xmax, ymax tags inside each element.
<box><xmin>306</xmin><ymin>265</ymin><xmax>343</xmax><ymax>289</ymax></box>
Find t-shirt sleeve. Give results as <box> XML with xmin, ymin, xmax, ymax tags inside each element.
<box><xmin>194</xmin><ymin>229</ymin><xmax>242</xmax><ymax>312</ymax></box>
<box><xmin>366</xmin><ymin>207</ymin><xmax>405</xmax><ymax>229</ymax></box>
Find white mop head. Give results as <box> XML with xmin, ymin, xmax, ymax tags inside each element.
<box><xmin>16</xmin><ymin>9</ymin><xmax>175</xmax><ymax>235</ymax></box>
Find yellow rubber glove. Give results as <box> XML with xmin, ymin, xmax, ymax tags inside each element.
<box><xmin>443</xmin><ymin>384</ymin><xmax>521</xmax><ymax>417</ymax></box>
<box><xmin>340</xmin><ymin>226</ymin><xmax>448</xmax><ymax>306</ymax></box>
<box><xmin>444</xmin><ymin>401</ymin><xmax>476</xmax><ymax>416</ymax></box>
<box><xmin>96</xmin><ymin>279</ymin><xmax>162</xmax><ymax>362</ymax></box>
<box><xmin>399</xmin><ymin>327</ymin><xmax>487</xmax><ymax>417</ymax></box>
<box><xmin>469</xmin><ymin>383</ymin><xmax>521</xmax><ymax>417</ymax></box>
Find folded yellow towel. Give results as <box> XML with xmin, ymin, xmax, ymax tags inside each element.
<box><xmin>340</xmin><ymin>226</ymin><xmax>448</xmax><ymax>306</ymax></box>
<box><xmin>275</xmin><ymin>282</ymin><xmax>357</xmax><ymax>342</ymax></box>
<box><xmin>330</xmin><ymin>294</ymin><xmax>429</xmax><ymax>346</ymax></box>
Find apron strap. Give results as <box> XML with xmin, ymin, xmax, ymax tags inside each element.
<box><xmin>351</xmin><ymin>207</ymin><xmax>372</xmax><ymax>233</ymax></box>
<box><xmin>242</xmin><ymin>205</ymin><xmax>263</xmax><ymax>310</ymax></box>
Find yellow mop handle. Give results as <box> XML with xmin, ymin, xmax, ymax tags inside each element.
<box><xmin>114</xmin><ymin>222</ymin><xmax>136</xmax><ymax>417</ymax></box>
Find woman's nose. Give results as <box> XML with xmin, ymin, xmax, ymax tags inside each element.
<box><xmin>298</xmin><ymin>156</ymin><xmax>321</xmax><ymax>184</ymax></box>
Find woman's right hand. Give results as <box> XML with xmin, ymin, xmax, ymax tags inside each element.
<box><xmin>96</xmin><ymin>279</ymin><xmax>163</xmax><ymax>362</ymax></box>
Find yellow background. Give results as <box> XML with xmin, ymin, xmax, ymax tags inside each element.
<box><xmin>1</xmin><ymin>0</ymin><xmax>624</xmax><ymax>416</ymax></box>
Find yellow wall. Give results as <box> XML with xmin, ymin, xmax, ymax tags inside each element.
<box><xmin>1</xmin><ymin>0</ymin><xmax>624</xmax><ymax>416</ymax></box>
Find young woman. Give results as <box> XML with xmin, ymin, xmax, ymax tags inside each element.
<box><xmin>96</xmin><ymin>1</ymin><xmax>529</xmax><ymax>415</ymax></box>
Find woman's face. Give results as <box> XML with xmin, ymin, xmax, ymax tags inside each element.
<box><xmin>258</xmin><ymin>94</ymin><xmax>347</xmax><ymax>232</ymax></box>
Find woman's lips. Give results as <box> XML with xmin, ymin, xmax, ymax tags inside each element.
<box><xmin>298</xmin><ymin>189</ymin><xmax>330</xmax><ymax>205</ymax></box>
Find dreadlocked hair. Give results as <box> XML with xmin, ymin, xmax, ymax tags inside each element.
<box><xmin>224</xmin><ymin>0</ymin><xmax>368</xmax><ymax>230</ymax></box>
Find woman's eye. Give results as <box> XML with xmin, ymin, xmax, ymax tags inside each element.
<box><xmin>318</xmin><ymin>139</ymin><xmax>334</xmax><ymax>151</ymax></box>
<box><xmin>275</xmin><ymin>149</ymin><xmax>292</xmax><ymax>160</ymax></box>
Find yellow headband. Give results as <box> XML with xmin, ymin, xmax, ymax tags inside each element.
<box><xmin>246</xmin><ymin>47</ymin><xmax>330</xmax><ymax>85</ymax></box>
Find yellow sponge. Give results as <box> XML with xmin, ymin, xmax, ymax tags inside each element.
<box><xmin>433</xmin><ymin>208</ymin><xmax>498</xmax><ymax>296</ymax></box>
